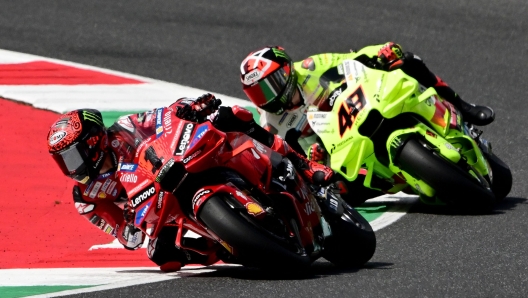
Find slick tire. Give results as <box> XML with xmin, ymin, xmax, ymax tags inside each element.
<box><xmin>484</xmin><ymin>152</ymin><xmax>512</xmax><ymax>201</ymax></box>
<box><xmin>323</xmin><ymin>206</ymin><xmax>376</xmax><ymax>268</ymax></box>
<box><xmin>198</xmin><ymin>195</ymin><xmax>311</xmax><ymax>270</ymax></box>
<box><xmin>397</xmin><ymin>138</ymin><xmax>496</xmax><ymax>212</ymax></box>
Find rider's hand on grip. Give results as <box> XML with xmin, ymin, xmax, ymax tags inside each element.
<box><xmin>378</xmin><ymin>42</ymin><xmax>405</xmax><ymax>70</ymax></box>
<box><xmin>308</xmin><ymin>143</ymin><xmax>327</xmax><ymax>164</ymax></box>
<box><xmin>194</xmin><ymin>93</ymin><xmax>222</xmax><ymax>120</ymax></box>
<box><xmin>176</xmin><ymin>93</ymin><xmax>222</xmax><ymax>123</ymax></box>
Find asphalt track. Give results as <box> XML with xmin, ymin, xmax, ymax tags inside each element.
<box><xmin>1</xmin><ymin>0</ymin><xmax>527</xmax><ymax>297</ymax></box>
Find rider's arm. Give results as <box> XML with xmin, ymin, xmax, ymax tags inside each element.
<box><xmin>72</xmin><ymin>184</ymin><xmax>144</xmax><ymax>250</ymax></box>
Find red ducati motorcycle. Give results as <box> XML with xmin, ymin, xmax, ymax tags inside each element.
<box><xmin>118</xmin><ymin>102</ymin><xmax>376</xmax><ymax>269</ymax></box>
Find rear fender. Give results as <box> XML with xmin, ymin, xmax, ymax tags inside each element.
<box><xmin>192</xmin><ymin>183</ymin><xmax>266</xmax><ymax>220</ymax></box>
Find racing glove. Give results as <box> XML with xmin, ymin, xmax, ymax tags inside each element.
<box><xmin>176</xmin><ymin>93</ymin><xmax>222</xmax><ymax>123</ymax></box>
<box><xmin>378</xmin><ymin>42</ymin><xmax>405</xmax><ymax>71</ymax></box>
<box><xmin>307</xmin><ymin>142</ymin><xmax>327</xmax><ymax>164</ymax></box>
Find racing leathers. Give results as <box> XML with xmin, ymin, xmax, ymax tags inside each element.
<box><xmin>71</xmin><ymin>96</ymin><xmax>333</xmax><ymax>271</ymax></box>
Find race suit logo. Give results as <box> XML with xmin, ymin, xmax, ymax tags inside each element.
<box><xmin>175</xmin><ymin>123</ymin><xmax>195</xmax><ymax>156</ymax></box>
<box><xmin>131</xmin><ymin>184</ymin><xmax>156</xmax><ymax>208</ymax></box>
<box><xmin>135</xmin><ymin>202</ymin><xmax>151</xmax><ymax>225</ymax></box>
<box><xmin>328</xmin><ymin>88</ymin><xmax>343</xmax><ymax>107</ymax></box>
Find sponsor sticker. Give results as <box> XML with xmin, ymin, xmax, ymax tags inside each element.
<box><xmin>131</xmin><ymin>184</ymin><xmax>156</xmax><ymax>208</ymax></box>
<box><xmin>83</xmin><ymin>181</ymin><xmax>94</xmax><ymax>196</ymax></box>
<box><xmin>156</xmin><ymin>191</ymin><xmax>165</xmax><ymax>210</ymax></box>
<box><xmin>107</xmin><ymin>181</ymin><xmax>117</xmax><ymax>195</ymax></box>
<box><xmin>89</xmin><ymin>215</ymin><xmax>101</xmax><ymax>224</ymax></box>
<box><xmin>182</xmin><ymin>149</ymin><xmax>202</xmax><ymax>164</ymax></box>
<box><xmin>155</xmin><ymin>108</ymin><xmax>164</xmax><ymax>138</ymax></box>
<box><xmin>89</xmin><ymin>182</ymin><xmax>102</xmax><ymax>198</ymax></box>
<box><xmin>119</xmin><ymin>163</ymin><xmax>138</xmax><ymax>172</ymax></box>
<box><xmin>175</xmin><ymin>123</ymin><xmax>195</xmax><ymax>156</ymax></box>
<box><xmin>120</xmin><ymin>173</ymin><xmax>138</xmax><ymax>183</ymax></box>
<box><xmin>243</xmin><ymin>69</ymin><xmax>261</xmax><ymax>85</ymax></box>
<box><xmin>75</xmin><ymin>202</ymin><xmax>94</xmax><ymax>214</ymax></box>
<box><xmin>189</xmin><ymin>125</ymin><xmax>208</xmax><ymax>148</ymax></box>
<box><xmin>49</xmin><ymin>131</ymin><xmax>66</xmax><ymax>146</ymax></box>
<box><xmin>111</xmin><ymin>139</ymin><xmax>120</xmax><ymax>148</ymax></box>
<box><xmin>192</xmin><ymin>189</ymin><xmax>211</xmax><ymax>210</ymax></box>
<box><xmin>287</xmin><ymin>114</ymin><xmax>298</xmax><ymax>127</ymax></box>
<box><xmin>135</xmin><ymin>202</ymin><xmax>151</xmax><ymax>225</ymax></box>
<box><xmin>101</xmin><ymin>179</ymin><xmax>112</xmax><ymax>192</ymax></box>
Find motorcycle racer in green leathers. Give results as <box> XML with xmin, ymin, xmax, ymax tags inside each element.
<box><xmin>239</xmin><ymin>42</ymin><xmax>495</xmax><ymax>205</ymax></box>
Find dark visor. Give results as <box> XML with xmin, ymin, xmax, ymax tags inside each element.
<box><xmin>52</xmin><ymin>143</ymin><xmax>90</xmax><ymax>183</ymax></box>
<box><xmin>259</xmin><ymin>70</ymin><xmax>298</xmax><ymax>115</ymax></box>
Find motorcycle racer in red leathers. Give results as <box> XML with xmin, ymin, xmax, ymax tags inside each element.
<box><xmin>47</xmin><ymin>94</ymin><xmax>334</xmax><ymax>272</ymax></box>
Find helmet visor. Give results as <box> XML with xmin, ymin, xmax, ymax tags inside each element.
<box><xmin>52</xmin><ymin>143</ymin><xmax>90</xmax><ymax>184</ymax></box>
<box><xmin>245</xmin><ymin>66</ymin><xmax>297</xmax><ymax>114</ymax></box>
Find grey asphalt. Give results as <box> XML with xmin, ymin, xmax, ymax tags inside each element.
<box><xmin>1</xmin><ymin>0</ymin><xmax>527</xmax><ymax>297</ymax></box>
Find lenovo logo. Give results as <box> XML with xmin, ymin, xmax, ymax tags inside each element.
<box><xmin>131</xmin><ymin>184</ymin><xmax>156</xmax><ymax>208</ymax></box>
<box><xmin>175</xmin><ymin>123</ymin><xmax>195</xmax><ymax>156</ymax></box>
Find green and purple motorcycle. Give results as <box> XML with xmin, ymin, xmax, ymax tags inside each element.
<box><xmin>307</xmin><ymin>59</ymin><xmax>512</xmax><ymax>211</ymax></box>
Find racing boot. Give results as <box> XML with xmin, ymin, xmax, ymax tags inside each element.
<box><xmin>433</xmin><ymin>76</ymin><xmax>495</xmax><ymax>126</ymax></box>
<box><xmin>271</xmin><ymin>135</ymin><xmax>333</xmax><ymax>186</ymax></box>
<box><xmin>398</xmin><ymin>50</ymin><xmax>495</xmax><ymax>126</ymax></box>
<box><xmin>454</xmin><ymin>97</ymin><xmax>495</xmax><ymax>126</ymax></box>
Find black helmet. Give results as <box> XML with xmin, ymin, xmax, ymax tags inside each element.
<box><xmin>240</xmin><ymin>46</ymin><xmax>298</xmax><ymax>115</ymax></box>
<box><xmin>47</xmin><ymin>109</ymin><xmax>107</xmax><ymax>184</ymax></box>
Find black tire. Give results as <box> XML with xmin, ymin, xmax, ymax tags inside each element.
<box><xmin>484</xmin><ymin>152</ymin><xmax>512</xmax><ymax>201</ymax></box>
<box><xmin>198</xmin><ymin>195</ymin><xmax>311</xmax><ymax>269</ymax></box>
<box><xmin>323</xmin><ymin>206</ymin><xmax>376</xmax><ymax>267</ymax></box>
<box><xmin>397</xmin><ymin>138</ymin><xmax>496</xmax><ymax>212</ymax></box>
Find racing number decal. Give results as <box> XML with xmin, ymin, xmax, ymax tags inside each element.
<box><xmin>338</xmin><ymin>86</ymin><xmax>366</xmax><ymax>137</ymax></box>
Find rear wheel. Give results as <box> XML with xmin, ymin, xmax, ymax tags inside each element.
<box><xmin>198</xmin><ymin>195</ymin><xmax>311</xmax><ymax>269</ymax></box>
<box><xmin>323</xmin><ymin>206</ymin><xmax>376</xmax><ymax>267</ymax></box>
<box><xmin>484</xmin><ymin>152</ymin><xmax>512</xmax><ymax>201</ymax></box>
<box><xmin>397</xmin><ymin>138</ymin><xmax>496</xmax><ymax>212</ymax></box>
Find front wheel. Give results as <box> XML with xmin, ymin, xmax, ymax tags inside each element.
<box><xmin>322</xmin><ymin>206</ymin><xmax>376</xmax><ymax>267</ymax></box>
<box><xmin>397</xmin><ymin>138</ymin><xmax>496</xmax><ymax>212</ymax></box>
<box><xmin>198</xmin><ymin>195</ymin><xmax>311</xmax><ymax>269</ymax></box>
